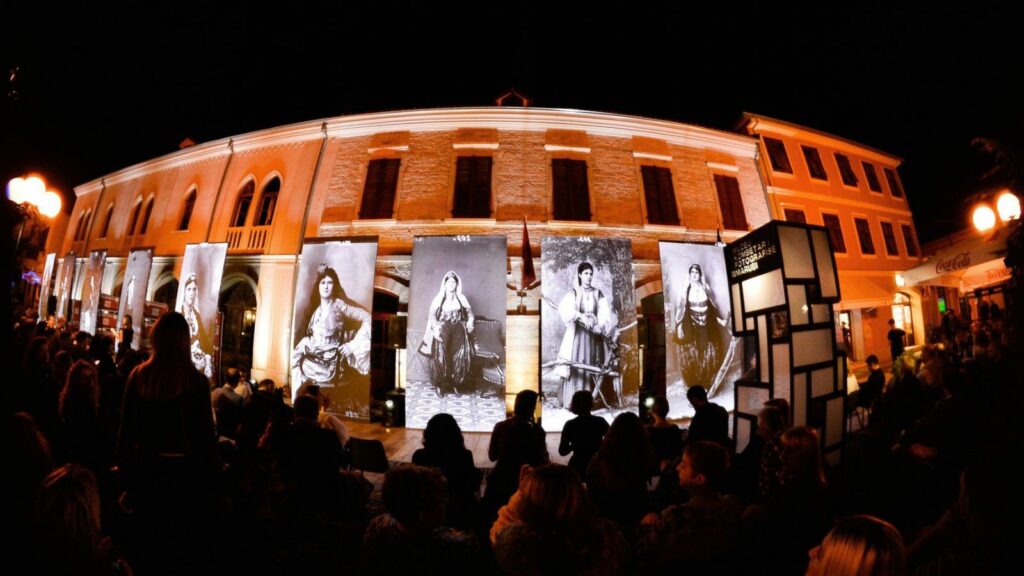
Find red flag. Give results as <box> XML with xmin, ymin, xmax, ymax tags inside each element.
<box><xmin>521</xmin><ymin>217</ymin><xmax>536</xmax><ymax>289</ymax></box>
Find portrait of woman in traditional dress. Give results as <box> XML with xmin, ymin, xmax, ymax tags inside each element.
<box><xmin>421</xmin><ymin>270</ymin><xmax>475</xmax><ymax>396</ymax></box>
<box><xmin>673</xmin><ymin>263</ymin><xmax>729</xmax><ymax>391</ymax></box>
<box><xmin>291</xmin><ymin>263</ymin><xmax>371</xmax><ymax>391</ymax></box>
<box><xmin>178</xmin><ymin>272</ymin><xmax>213</xmax><ymax>378</ymax></box>
<box><xmin>554</xmin><ymin>261</ymin><xmax>613</xmax><ymax>409</ymax></box>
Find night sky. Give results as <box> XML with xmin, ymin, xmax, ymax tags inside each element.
<box><xmin>3</xmin><ymin>3</ymin><xmax>1020</xmax><ymax>243</ymax></box>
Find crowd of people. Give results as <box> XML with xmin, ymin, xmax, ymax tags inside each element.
<box><xmin>7</xmin><ymin>300</ymin><xmax>1021</xmax><ymax>575</ymax></box>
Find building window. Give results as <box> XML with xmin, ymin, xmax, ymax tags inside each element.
<box><xmin>835</xmin><ymin>153</ymin><xmax>859</xmax><ymax>187</ymax></box>
<box><xmin>901</xmin><ymin>224</ymin><xmax>919</xmax><ymax>257</ymax></box>
<box><xmin>74</xmin><ymin>209</ymin><xmax>91</xmax><ymax>241</ymax></box>
<box><xmin>802</xmin><ymin>146</ymin><xmax>828</xmax><ymax>180</ymax></box>
<box><xmin>138</xmin><ymin>198</ymin><xmax>154</xmax><ymax>235</ymax></box>
<box><xmin>254</xmin><ymin>177</ymin><xmax>280</xmax><ymax>226</ymax></box>
<box><xmin>783</xmin><ymin>208</ymin><xmax>807</xmax><ymax>223</ymax></box>
<box><xmin>862</xmin><ymin>161</ymin><xmax>882</xmax><ymax>192</ymax></box>
<box><xmin>821</xmin><ymin>213</ymin><xmax>847</xmax><ymax>253</ymax></box>
<box><xmin>179</xmin><ymin>190</ymin><xmax>196</xmax><ymax>231</ymax></box>
<box><xmin>880</xmin><ymin>221</ymin><xmax>899</xmax><ymax>256</ymax></box>
<box><xmin>763</xmin><ymin>137</ymin><xmax>793</xmax><ymax>174</ymax></box>
<box><xmin>640</xmin><ymin>165</ymin><xmax>680</xmax><ymax>225</ymax></box>
<box><xmin>713</xmin><ymin>174</ymin><xmax>748</xmax><ymax>231</ymax></box>
<box><xmin>551</xmin><ymin>158</ymin><xmax>591</xmax><ymax>221</ymax></box>
<box><xmin>231</xmin><ymin>181</ymin><xmax>255</xmax><ymax>227</ymax></box>
<box><xmin>98</xmin><ymin>203</ymin><xmax>114</xmax><ymax>238</ymax></box>
<box><xmin>854</xmin><ymin>217</ymin><xmax>875</xmax><ymax>255</ymax></box>
<box><xmin>127</xmin><ymin>199</ymin><xmax>142</xmax><ymax>236</ymax></box>
<box><xmin>359</xmin><ymin>159</ymin><xmax>401</xmax><ymax>219</ymax></box>
<box><xmin>452</xmin><ymin>156</ymin><xmax>493</xmax><ymax>218</ymax></box>
<box><xmin>884</xmin><ymin>168</ymin><xmax>904</xmax><ymax>198</ymax></box>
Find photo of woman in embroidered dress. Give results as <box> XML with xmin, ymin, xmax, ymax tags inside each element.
<box><xmin>422</xmin><ymin>271</ymin><xmax>475</xmax><ymax>396</ymax></box>
<box><xmin>291</xmin><ymin>239</ymin><xmax>378</xmax><ymax>419</ymax></box>
<box><xmin>541</xmin><ymin>236</ymin><xmax>638</xmax><ymax>431</ymax></box>
<box><xmin>179</xmin><ymin>272</ymin><xmax>213</xmax><ymax>378</ymax></box>
<box><xmin>659</xmin><ymin>241</ymin><xmax>741</xmax><ymax>419</ymax></box>
<box><xmin>176</xmin><ymin>242</ymin><xmax>229</xmax><ymax>382</ymax></box>
<box><xmin>554</xmin><ymin>261</ymin><xmax>614</xmax><ymax>409</ymax></box>
<box><xmin>404</xmin><ymin>235</ymin><xmax>507</xmax><ymax>432</ymax></box>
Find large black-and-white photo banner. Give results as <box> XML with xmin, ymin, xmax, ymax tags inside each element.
<box><xmin>79</xmin><ymin>250</ymin><xmax>107</xmax><ymax>335</ymax></box>
<box><xmin>541</xmin><ymin>236</ymin><xmax>638</xmax><ymax>430</ymax></box>
<box><xmin>177</xmin><ymin>243</ymin><xmax>229</xmax><ymax>380</ymax></box>
<box><xmin>38</xmin><ymin>253</ymin><xmax>56</xmax><ymax>320</ymax></box>
<box><xmin>291</xmin><ymin>238</ymin><xmax>378</xmax><ymax>420</ymax></box>
<box><xmin>118</xmin><ymin>248</ymin><xmax>154</xmax><ymax>351</ymax></box>
<box><xmin>659</xmin><ymin>241</ymin><xmax>743</xmax><ymax>419</ymax></box>
<box><xmin>405</xmin><ymin>235</ymin><xmax>508</xmax><ymax>432</ymax></box>
<box><xmin>55</xmin><ymin>253</ymin><xmax>76</xmax><ymax>322</ymax></box>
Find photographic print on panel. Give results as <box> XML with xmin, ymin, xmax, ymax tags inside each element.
<box><xmin>541</xmin><ymin>236</ymin><xmax>638</xmax><ymax>430</ymax></box>
<box><xmin>177</xmin><ymin>243</ymin><xmax>229</xmax><ymax>380</ymax></box>
<box><xmin>55</xmin><ymin>253</ymin><xmax>76</xmax><ymax>321</ymax></box>
<box><xmin>79</xmin><ymin>250</ymin><xmax>107</xmax><ymax>335</ymax></box>
<box><xmin>405</xmin><ymin>235</ymin><xmax>507</xmax><ymax>432</ymax></box>
<box><xmin>117</xmin><ymin>248</ymin><xmax>153</xmax><ymax>351</ymax></box>
<box><xmin>659</xmin><ymin>241</ymin><xmax>742</xmax><ymax>419</ymax></box>
<box><xmin>291</xmin><ymin>238</ymin><xmax>377</xmax><ymax>420</ymax></box>
<box><xmin>38</xmin><ymin>253</ymin><xmax>56</xmax><ymax>320</ymax></box>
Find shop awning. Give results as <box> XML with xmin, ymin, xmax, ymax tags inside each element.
<box><xmin>903</xmin><ymin>228</ymin><xmax>1009</xmax><ymax>291</ymax></box>
<box><xmin>836</xmin><ymin>273</ymin><xmax>895</xmax><ymax>310</ymax></box>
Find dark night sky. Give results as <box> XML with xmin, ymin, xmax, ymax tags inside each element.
<box><xmin>3</xmin><ymin>3</ymin><xmax>1020</xmax><ymax>243</ymax></box>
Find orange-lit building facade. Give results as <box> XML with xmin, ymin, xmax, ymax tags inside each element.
<box><xmin>53</xmin><ymin>107</ymin><xmax>770</xmax><ymax>403</ymax></box>
<box><xmin>739</xmin><ymin>114</ymin><xmax>924</xmax><ymax>366</ymax></box>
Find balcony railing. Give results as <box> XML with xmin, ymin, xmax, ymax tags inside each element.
<box><xmin>227</xmin><ymin>225</ymin><xmax>270</xmax><ymax>252</ymax></box>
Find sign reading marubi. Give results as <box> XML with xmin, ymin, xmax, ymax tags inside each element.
<box><xmin>725</xmin><ymin>225</ymin><xmax>781</xmax><ymax>281</ymax></box>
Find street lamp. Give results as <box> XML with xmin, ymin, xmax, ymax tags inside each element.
<box><xmin>972</xmin><ymin>189</ymin><xmax>1020</xmax><ymax>233</ymax></box>
<box><xmin>7</xmin><ymin>176</ymin><xmax>62</xmax><ymax>218</ymax></box>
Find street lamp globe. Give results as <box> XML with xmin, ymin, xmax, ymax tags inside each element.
<box><xmin>972</xmin><ymin>204</ymin><xmax>996</xmax><ymax>232</ymax></box>
<box><xmin>996</xmin><ymin>190</ymin><xmax>1021</xmax><ymax>222</ymax></box>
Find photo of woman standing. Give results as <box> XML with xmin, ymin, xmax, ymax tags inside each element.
<box><xmin>422</xmin><ymin>271</ymin><xmax>475</xmax><ymax>396</ymax></box>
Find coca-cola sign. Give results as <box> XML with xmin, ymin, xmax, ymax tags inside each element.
<box><xmin>935</xmin><ymin>251</ymin><xmax>971</xmax><ymax>274</ymax></box>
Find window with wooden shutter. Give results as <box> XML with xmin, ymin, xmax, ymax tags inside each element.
<box><xmin>713</xmin><ymin>174</ymin><xmax>748</xmax><ymax>230</ymax></box>
<box><xmin>802</xmin><ymin>146</ymin><xmax>828</xmax><ymax>181</ymax></box>
<box><xmin>821</xmin><ymin>213</ymin><xmax>847</xmax><ymax>253</ymax></box>
<box><xmin>763</xmin><ymin>137</ymin><xmax>793</xmax><ymax>174</ymax></box>
<box><xmin>854</xmin><ymin>218</ymin><xmax>876</xmax><ymax>255</ymax></box>
<box><xmin>783</xmin><ymin>208</ymin><xmax>807</xmax><ymax>223</ymax></box>
<box><xmin>551</xmin><ymin>159</ymin><xmax>591</xmax><ymax>221</ymax></box>
<box><xmin>884</xmin><ymin>168</ymin><xmax>904</xmax><ymax>198</ymax></box>
<box><xmin>255</xmin><ymin>177</ymin><xmax>280</xmax><ymax>226</ymax></box>
<box><xmin>452</xmin><ymin>156</ymin><xmax>493</xmax><ymax>218</ymax></box>
<box><xmin>862</xmin><ymin>161</ymin><xmax>882</xmax><ymax>192</ymax></box>
<box><xmin>232</xmin><ymin>181</ymin><xmax>255</xmax><ymax>227</ymax></box>
<box><xmin>359</xmin><ymin>158</ymin><xmax>401</xmax><ymax>219</ymax></box>
<box><xmin>179</xmin><ymin>191</ymin><xmax>196</xmax><ymax>231</ymax></box>
<box><xmin>880</xmin><ymin>221</ymin><xmax>899</xmax><ymax>256</ymax></box>
<box><xmin>641</xmin><ymin>165</ymin><xmax>680</xmax><ymax>225</ymax></box>
<box><xmin>901</xmin><ymin>224</ymin><xmax>919</xmax><ymax>257</ymax></box>
<box><xmin>835</xmin><ymin>153</ymin><xmax>859</xmax><ymax>187</ymax></box>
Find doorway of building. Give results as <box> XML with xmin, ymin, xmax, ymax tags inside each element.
<box><xmin>639</xmin><ymin>292</ymin><xmax>666</xmax><ymax>402</ymax></box>
<box><xmin>838</xmin><ymin>311</ymin><xmax>854</xmax><ymax>360</ymax></box>
<box><xmin>219</xmin><ymin>281</ymin><xmax>256</xmax><ymax>380</ymax></box>
<box><xmin>369</xmin><ymin>290</ymin><xmax>400</xmax><ymax>422</ymax></box>
<box><xmin>891</xmin><ymin>292</ymin><xmax>915</xmax><ymax>347</ymax></box>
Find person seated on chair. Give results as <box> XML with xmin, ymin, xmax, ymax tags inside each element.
<box><xmin>412</xmin><ymin>413</ymin><xmax>483</xmax><ymax>532</ymax></box>
<box><xmin>685</xmin><ymin>385</ymin><xmax>730</xmax><ymax>450</ymax></box>
<box><xmin>275</xmin><ymin>395</ymin><xmax>348</xmax><ymax>505</ymax></box>
<box><xmin>558</xmin><ymin>390</ymin><xmax>610</xmax><ymax>480</ymax></box>
<box><xmin>484</xmin><ymin>390</ymin><xmax>549</xmax><ymax>520</ymax></box>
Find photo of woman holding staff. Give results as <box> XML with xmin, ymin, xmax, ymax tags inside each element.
<box><xmin>421</xmin><ymin>270</ymin><xmax>475</xmax><ymax>396</ymax></box>
<box><xmin>673</xmin><ymin>263</ymin><xmax>729</xmax><ymax>391</ymax></box>
<box><xmin>554</xmin><ymin>261</ymin><xmax>614</xmax><ymax>408</ymax></box>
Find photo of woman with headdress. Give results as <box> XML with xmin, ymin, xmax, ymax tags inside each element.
<box><xmin>291</xmin><ymin>263</ymin><xmax>371</xmax><ymax>391</ymax></box>
<box><xmin>554</xmin><ymin>261</ymin><xmax>613</xmax><ymax>409</ymax></box>
<box><xmin>178</xmin><ymin>272</ymin><xmax>213</xmax><ymax>378</ymax></box>
<box><xmin>421</xmin><ymin>271</ymin><xmax>476</xmax><ymax>396</ymax></box>
<box><xmin>673</xmin><ymin>263</ymin><xmax>729</xmax><ymax>391</ymax></box>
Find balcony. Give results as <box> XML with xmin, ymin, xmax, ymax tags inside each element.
<box><xmin>226</xmin><ymin>225</ymin><xmax>270</xmax><ymax>253</ymax></box>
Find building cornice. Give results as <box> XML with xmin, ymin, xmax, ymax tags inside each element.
<box><xmin>75</xmin><ymin>141</ymin><xmax>233</xmax><ymax>196</ymax></box>
<box><xmin>768</xmin><ymin>185</ymin><xmax>914</xmax><ymax>218</ymax></box>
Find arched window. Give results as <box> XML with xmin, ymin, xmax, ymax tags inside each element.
<box><xmin>127</xmin><ymin>198</ymin><xmax>142</xmax><ymax>236</ymax></box>
<box><xmin>74</xmin><ymin>209</ymin><xmax>91</xmax><ymax>241</ymax></box>
<box><xmin>231</xmin><ymin>180</ymin><xmax>255</xmax><ymax>227</ymax></box>
<box><xmin>138</xmin><ymin>197</ymin><xmax>155</xmax><ymax>235</ymax></box>
<box><xmin>97</xmin><ymin>203</ymin><xmax>115</xmax><ymax>238</ymax></box>
<box><xmin>179</xmin><ymin>189</ymin><xmax>197</xmax><ymax>230</ymax></box>
<box><xmin>254</xmin><ymin>177</ymin><xmax>280</xmax><ymax>226</ymax></box>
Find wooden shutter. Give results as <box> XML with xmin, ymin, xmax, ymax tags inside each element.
<box><xmin>360</xmin><ymin>159</ymin><xmax>401</xmax><ymax>219</ymax></box>
<box><xmin>783</xmin><ymin>208</ymin><xmax>807</xmax><ymax>223</ymax></box>
<box><xmin>452</xmin><ymin>156</ymin><xmax>492</xmax><ymax>218</ymax></box>
<box><xmin>552</xmin><ymin>159</ymin><xmax>590</xmax><ymax>221</ymax></box>
<box><xmin>821</xmin><ymin>214</ymin><xmax>847</xmax><ymax>253</ymax></box>
<box><xmin>641</xmin><ymin>166</ymin><xmax>680</xmax><ymax>225</ymax></box>
<box><xmin>854</xmin><ymin>218</ymin><xmax>875</xmax><ymax>254</ymax></box>
<box><xmin>714</xmin><ymin>174</ymin><xmax>748</xmax><ymax>230</ymax></box>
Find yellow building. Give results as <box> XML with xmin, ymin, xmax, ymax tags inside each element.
<box><xmin>739</xmin><ymin>114</ymin><xmax>924</xmax><ymax>367</ymax></box>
